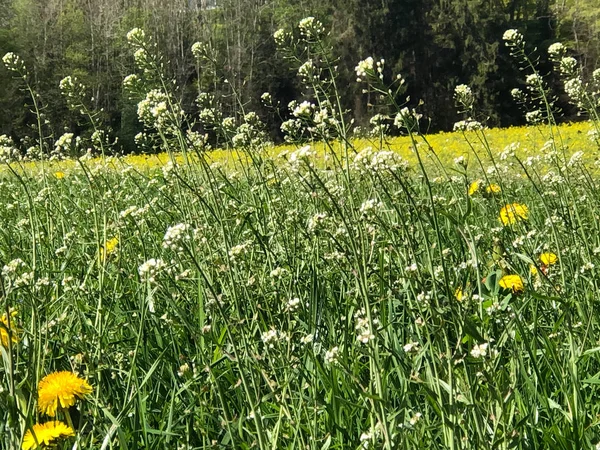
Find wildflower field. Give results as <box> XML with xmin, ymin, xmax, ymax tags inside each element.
<box><xmin>4</xmin><ymin>20</ymin><xmax>600</xmax><ymax>450</ymax></box>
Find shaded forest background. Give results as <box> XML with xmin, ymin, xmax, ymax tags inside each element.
<box><xmin>0</xmin><ymin>0</ymin><xmax>599</xmax><ymax>153</ymax></box>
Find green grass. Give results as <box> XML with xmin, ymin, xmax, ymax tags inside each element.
<box><xmin>2</xmin><ymin>132</ymin><xmax>600</xmax><ymax>449</ymax></box>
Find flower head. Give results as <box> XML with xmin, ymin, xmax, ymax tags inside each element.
<box><xmin>540</xmin><ymin>252</ymin><xmax>558</xmax><ymax>266</ymax></box>
<box><xmin>499</xmin><ymin>274</ymin><xmax>524</xmax><ymax>294</ymax></box>
<box><xmin>486</xmin><ymin>183</ymin><xmax>501</xmax><ymax>194</ymax></box>
<box><xmin>37</xmin><ymin>371</ymin><xmax>93</xmax><ymax>416</ymax></box>
<box><xmin>100</xmin><ymin>237</ymin><xmax>119</xmax><ymax>263</ymax></box>
<box><xmin>1</xmin><ymin>310</ymin><xmax>18</xmax><ymax>348</ymax></box>
<box><xmin>22</xmin><ymin>421</ymin><xmax>75</xmax><ymax>450</ymax></box>
<box><xmin>499</xmin><ymin>203</ymin><xmax>529</xmax><ymax>226</ymax></box>
<box><xmin>468</xmin><ymin>180</ymin><xmax>481</xmax><ymax>196</ymax></box>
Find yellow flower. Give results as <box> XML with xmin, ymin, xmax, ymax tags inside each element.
<box><xmin>499</xmin><ymin>203</ymin><xmax>529</xmax><ymax>226</ymax></box>
<box><xmin>468</xmin><ymin>180</ymin><xmax>481</xmax><ymax>196</ymax></box>
<box><xmin>530</xmin><ymin>265</ymin><xmax>538</xmax><ymax>276</ymax></box>
<box><xmin>499</xmin><ymin>274</ymin><xmax>524</xmax><ymax>293</ymax></box>
<box><xmin>454</xmin><ymin>287</ymin><xmax>463</xmax><ymax>301</ymax></box>
<box><xmin>99</xmin><ymin>237</ymin><xmax>119</xmax><ymax>263</ymax></box>
<box><xmin>540</xmin><ymin>252</ymin><xmax>558</xmax><ymax>266</ymax></box>
<box><xmin>22</xmin><ymin>421</ymin><xmax>75</xmax><ymax>450</ymax></box>
<box><xmin>1</xmin><ymin>310</ymin><xmax>18</xmax><ymax>348</ymax></box>
<box><xmin>486</xmin><ymin>183</ymin><xmax>501</xmax><ymax>194</ymax></box>
<box><xmin>37</xmin><ymin>371</ymin><xmax>93</xmax><ymax>417</ymax></box>
<box><xmin>53</xmin><ymin>171</ymin><xmax>65</xmax><ymax>179</ymax></box>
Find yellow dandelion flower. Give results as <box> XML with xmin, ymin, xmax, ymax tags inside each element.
<box><xmin>499</xmin><ymin>203</ymin><xmax>529</xmax><ymax>226</ymax></box>
<box><xmin>540</xmin><ymin>252</ymin><xmax>558</xmax><ymax>266</ymax></box>
<box><xmin>1</xmin><ymin>310</ymin><xmax>18</xmax><ymax>348</ymax></box>
<box><xmin>486</xmin><ymin>183</ymin><xmax>501</xmax><ymax>194</ymax></box>
<box><xmin>468</xmin><ymin>180</ymin><xmax>481</xmax><ymax>196</ymax></box>
<box><xmin>499</xmin><ymin>274</ymin><xmax>524</xmax><ymax>294</ymax></box>
<box><xmin>53</xmin><ymin>171</ymin><xmax>65</xmax><ymax>179</ymax></box>
<box><xmin>37</xmin><ymin>371</ymin><xmax>93</xmax><ymax>417</ymax></box>
<box><xmin>530</xmin><ymin>265</ymin><xmax>538</xmax><ymax>276</ymax></box>
<box><xmin>22</xmin><ymin>421</ymin><xmax>75</xmax><ymax>450</ymax></box>
<box><xmin>99</xmin><ymin>237</ymin><xmax>119</xmax><ymax>263</ymax></box>
<box><xmin>454</xmin><ymin>287</ymin><xmax>463</xmax><ymax>301</ymax></box>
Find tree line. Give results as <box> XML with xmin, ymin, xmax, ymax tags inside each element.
<box><xmin>0</xmin><ymin>0</ymin><xmax>598</xmax><ymax>153</ymax></box>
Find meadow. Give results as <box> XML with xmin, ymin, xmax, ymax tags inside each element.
<box><xmin>3</xmin><ymin>20</ymin><xmax>600</xmax><ymax>450</ymax></box>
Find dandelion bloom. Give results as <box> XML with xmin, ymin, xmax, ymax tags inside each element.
<box><xmin>499</xmin><ymin>274</ymin><xmax>524</xmax><ymax>293</ymax></box>
<box><xmin>1</xmin><ymin>310</ymin><xmax>18</xmax><ymax>348</ymax></box>
<box><xmin>38</xmin><ymin>371</ymin><xmax>93</xmax><ymax>416</ymax></box>
<box><xmin>499</xmin><ymin>203</ymin><xmax>528</xmax><ymax>226</ymax></box>
<box><xmin>540</xmin><ymin>252</ymin><xmax>558</xmax><ymax>266</ymax></box>
<box><xmin>53</xmin><ymin>171</ymin><xmax>65</xmax><ymax>179</ymax></box>
<box><xmin>22</xmin><ymin>421</ymin><xmax>74</xmax><ymax>450</ymax></box>
<box><xmin>468</xmin><ymin>180</ymin><xmax>481</xmax><ymax>196</ymax></box>
<box><xmin>530</xmin><ymin>265</ymin><xmax>538</xmax><ymax>276</ymax></box>
<box><xmin>454</xmin><ymin>287</ymin><xmax>463</xmax><ymax>301</ymax></box>
<box><xmin>100</xmin><ymin>237</ymin><xmax>119</xmax><ymax>262</ymax></box>
<box><xmin>486</xmin><ymin>184</ymin><xmax>501</xmax><ymax>194</ymax></box>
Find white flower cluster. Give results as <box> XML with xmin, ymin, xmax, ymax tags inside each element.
<box><xmin>162</xmin><ymin>223</ymin><xmax>191</xmax><ymax>252</ymax></box>
<box><xmin>307</xmin><ymin>212</ymin><xmax>328</xmax><ymax>232</ymax></box>
<box><xmin>228</xmin><ymin>242</ymin><xmax>249</xmax><ymax>261</ymax></box>
<box><xmin>2</xmin><ymin>258</ymin><xmax>26</xmax><ymax>279</ymax></box>
<box><xmin>298</xmin><ymin>17</ymin><xmax>324</xmax><ymax>39</ymax></box>
<box><xmin>123</xmin><ymin>74</ymin><xmax>142</xmax><ymax>94</ymax></box>
<box><xmin>502</xmin><ymin>29</ymin><xmax>523</xmax><ymax>47</ymax></box>
<box><xmin>559</xmin><ymin>56</ymin><xmax>577</xmax><ymax>77</ymax></box>
<box><xmin>525</xmin><ymin>73</ymin><xmax>541</xmax><ymax>87</ymax></box>
<box><xmin>355</xmin><ymin>56</ymin><xmax>384</xmax><ymax>82</ymax></box>
<box><xmin>471</xmin><ymin>342</ymin><xmax>498</xmax><ymax>359</ymax></box>
<box><xmin>231</xmin><ymin>122</ymin><xmax>268</xmax><ymax>149</ymax></box>
<box><xmin>403</xmin><ymin>341</ymin><xmax>420</xmax><ymax>354</ymax></box>
<box><xmin>548</xmin><ymin>42</ymin><xmax>565</xmax><ymax>60</ymax></box>
<box><xmin>191</xmin><ymin>41</ymin><xmax>209</xmax><ymax>59</ymax></box>
<box><xmin>261</xmin><ymin>328</ymin><xmax>288</xmax><ymax>349</ymax></box>
<box><xmin>273</xmin><ymin>28</ymin><xmax>287</xmax><ymax>46</ymax></box>
<box><xmin>354</xmin><ymin>307</ymin><xmax>379</xmax><ymax>344</ymax></box>
<box><xmin>453</xmin><ymin>119</ymin><xmax>484</xmax><ymax>132</ymax></box>
<box><xmin>298</xmin><ymin>60</ymin><xmax>316</xmax><ymax>81</ymax></box>
<box><xmin>359</xmin><ymin>198</ymin><xmax>382</xmax><ymax>219</ymax></box>
<box><xmin>260</xmin><ymin>92</ymin><xmax>272</xmax><ymax>104</ymax></box>
<box><xmin>126</xmin><ymin>27</ymin><xmax>146</xmax><ymax>45</ymax></box>
<box><xmin>510</xmin><ymin>88</ymin><xmax>525</xmax><ymax>103</ymax></box>
<box><xmin>2</xmin><ymin>52</ymin><xmax>26</xmax><ymax>74</ymax></box>
<box><xmin>137</xmin><ymin>89</ymin><xmax>183</xmax><ymax>133</ymax></box>
<box><xmin>0</xmin><ymin>135</ymin><xmax>20</xmax><ymax>163</ymax></box>
<box><xmin>324</xmin><ymin>346</ymin><xmax>339</xmax><ymax>364</ymax></box>
<box><xmin>55</xmin><ymin>132</ymin><xmax>74</xmax><ymax>153</ymax></box>
<box><xmin>564</xmin><ymin>77</ymin><xmax>586</xmax><ymax>108</ymax></box>
<box><xmin>138</xmin><ymin>258</ymin><xmax>167</xmax><ymax>283</ymax></box>
<box><xmin>394</xmin><ymin>107</ymin><xmax>422</xmax><ymax>130</ymax></box>
<box><xmin>280</xmin><ymin>118</ymin><xmax>302</xmax><ymax>142</ymax></box>
<box><xmin>292</xmin><ymin>100</ymin><xmax>315</xmax><ymax>118</ymax></box>
<box><xmin>525</xmin><ymin>110</ymin><xmax>543</xmax><ymax>124</ymax></box>
<box><xmin>288</xmin><ymin>144</ymin><xmax>316</xmax><ymax>170</ymax></box>
<box><xmin>285</xmin><ymin>297</ymin><xmax>301</xmax><ymax>312</ymax></box>
<box><xmin>454</xmin><ymin>84</ymin><xmax>473</xmax><ymax>104</ymax></box>
<box><xmin>593</xmin><ymin>69</ymin><xmax>600</xmax><ymax>86</ymax></box>
<box><xmin>353</xmin><ymin>147</ymin><xmax>408</xmax><ymax>174</ymax></box>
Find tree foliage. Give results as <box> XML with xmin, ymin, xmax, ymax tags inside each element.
<box><xmin>0</xmin><ymin>0</ymin><xmax>597</xmax><ymax>150</ymax></box>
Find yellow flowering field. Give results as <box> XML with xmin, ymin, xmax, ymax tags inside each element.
<box><xmin>9</xmin><ymin>121</ymin><xmax>597</xmax><ymax>178</ymax></box>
